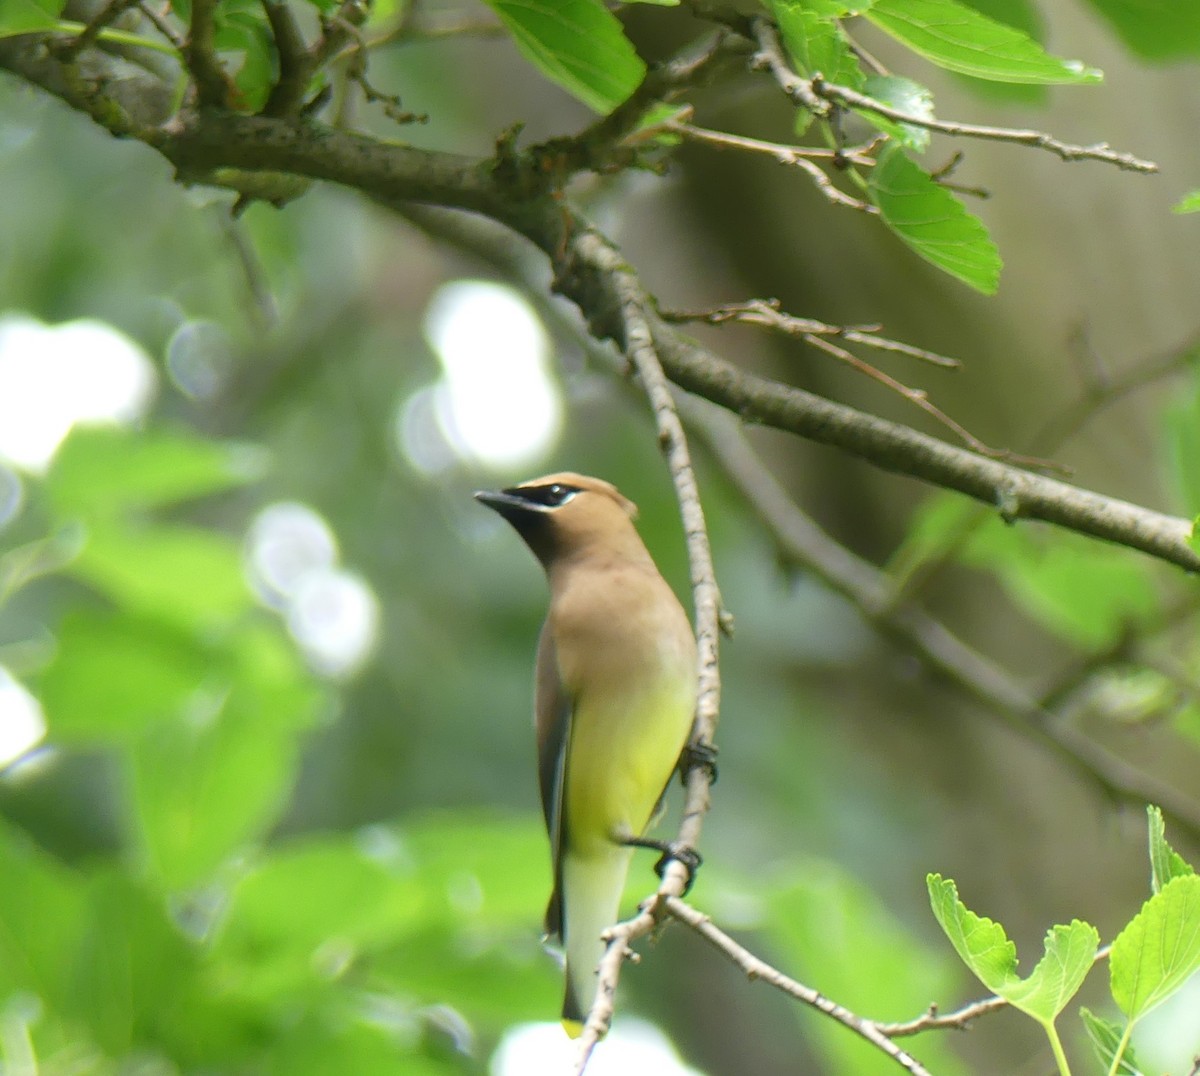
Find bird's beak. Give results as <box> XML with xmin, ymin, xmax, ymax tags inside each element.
<box><xmin>474</xmin><ymin>488</ymin><xmax>539</xmax><ymax>516</ymax></box>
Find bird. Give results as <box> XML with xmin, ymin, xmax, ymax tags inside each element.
<box><xmin>475</xmin><ymin>472</ymin><xmax>698</xmax><ymax>1036</ymax></box>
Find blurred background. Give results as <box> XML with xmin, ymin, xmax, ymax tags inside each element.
<box><xmin>1</xmin><ymin>1</ymin><xmax>1200</xmax><ymax>1073</ymax></box>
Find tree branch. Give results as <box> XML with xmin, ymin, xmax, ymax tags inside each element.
<box><xmin>1</xmin><ymin>36</ymin><xmax>1191</xmax><ymax>575</ymax></box>
<box><xmin>664</xmin><ymin>896</ymin><xmax>934</xmax><ymax>1075</ymax></box>
<box><xmin>570</xmin><ymin>230</ymin><xmax>725</xmax><ymax>1065</ymax></box>
<box><xmin>183</xmin><ymin>0</ymin><xmax>230</xmax><ymax>107</ymax></box>
<box><xmin>679</xmin><ymin>400</ymin><xmax>1200</xmax><ymax>839</ymax></box>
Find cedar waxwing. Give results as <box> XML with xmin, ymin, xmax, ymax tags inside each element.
<box><xmin>475</xmin><ymin>472</ymin><xmax>698</xmax><ymax>1036</ymax></box>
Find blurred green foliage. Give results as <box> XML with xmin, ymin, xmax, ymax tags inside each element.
<box><xmin>2</xmin><ymin>0</ymin><xmax>1200</xmax><ymax>1073</ymax></box>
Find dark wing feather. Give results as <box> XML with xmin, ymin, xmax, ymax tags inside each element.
<box><xmin>534</xmin><ymin>621</ymin><xmax>572</xmax><ymax>941</ymax></box>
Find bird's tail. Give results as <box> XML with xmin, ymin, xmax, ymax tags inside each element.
<box><xmin>560</xmin><ymin>845</ymin><xmax>635</xmax><ymax>1038</ymax></box>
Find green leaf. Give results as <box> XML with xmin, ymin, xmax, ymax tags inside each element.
<box><xmin>764</xmin><ymin>862</ymin><xmax>965</xmax><ymax>1075</ymax></box>
<box><xmin>1110</xmin><ymin>874</ymin><xmax>1200</xmax><ymax>1022</ymax></box>
<box><xmin>770</xmin><ymin>1</ymin><xmax>865</xmax><ymax>88</ymax></box>
<box><xmin>927</xmin><ymin>874</ymin><xmax>1098</xmax><ymax>1023</ymax></box>
<box><xmin>0</xmin><ymin>819</ymin><xmax>85</xmax><ymax>1001</ymax></box>
<box><xmin>868</xmin><ymin>145</ymin><xmax>1002</xmax><ymax>293</ymax></box>
<box><xmin>867</xmin><ymin>0</ymin><xmax>1101</xmax><ymax>83</ymax></box>
<box><xmin>47</xmin><ymin>427</ymin><xmax>266</xmax><ymax>519</ymax></box>
<box><xmin>953</xmin><ymin>0</ymin><xmax>1047</xmax><ymax>103</ymax></box>
<box><xmin>861</xmin><ymin>75</ymin><xmax>934</xmax><ymax>151</ymax></box>
<box><xmin>1148</xmin><ymin>806</ymin><xmax>1195</xmax><ymax>894</ymax></box>
<box><xmin>213</xmin><ymin>814</ymin><xmax>550</xmax><ymax>1016</ymax></box>
<box><xmin>478</xmin><ymin>0</ymin><xmax>645</xmax><ymax>113</ymax></box>
<box><xmin>65</xmin><ymin>871</ymin><xmax>199</xmax><ymax>1055</ymax></box>
<box><xmin>70</xmin><ymin>520</ymin><xmax>252</xmax><ymax>632</ymax></box>
<box><xmin>1079</xmin><ymin>1007</ymin><xmax>1143</xmax><ymax>1076</ymax></box>
<box><xmin>130</xmin><ymin>664</ymin><xmax>320</xmax><ymax>890</ymax></box>
<box><xmin>895</xmin><ymin>493</ymin><xmax>1160</xmax><ymax>648</ymax></box>
<box><xmin>214</xmin><ymin>5</ymin><xmax>276</xmax><ymax>112</ymax></box>
<box><xmin>1082</xmin><ymin>0</ymin><xmax>1200</xmax><ymax>61</ymax></box>
<box><xmin>39</xmin><ymin>611</ymin><xmax>217</xmax><ymax>742</ymax></box>
<box><xmin>1174</xmin><ymin>190</ymin><xmax>1200</xmax><ymax>214</ymax></box>
<box><xmin>0</xmin><ymin>0</ymin><xmax>66</xmax><ymax>33</ymax></box>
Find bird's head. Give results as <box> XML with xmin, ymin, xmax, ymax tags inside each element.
<box><xmin>474</xmin><ymin>472</ymin><xmax>644</xmax><ymax>568</ymax></box>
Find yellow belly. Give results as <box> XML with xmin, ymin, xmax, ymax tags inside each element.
<box><xmin>563</xmin><ymin>678</ymin><xmax>695</xmax><ymax>855</ymax></box>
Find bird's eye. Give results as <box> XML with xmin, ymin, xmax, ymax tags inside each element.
<box><xmin>530</xmin><ymin>482</ymin><xmax>578</xmax><ymax>507</ymax></box>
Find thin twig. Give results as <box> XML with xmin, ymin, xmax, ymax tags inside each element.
<box><xmin>261</xmin><ymin>0</ymin><xmax>311</xmax><ymax>117</ymax></box>
<box><xmin>880</xmin><ymin>944</ymin><xmax>1111</xmax><ymax>1035</ymax></box>
<box><xmin>58</xmin><ymin>0</ymin><xmax>141</xmax><ymax>60</ymax></box>
<box><xmin>876</xmin><ymin>996</ymin><xmax>1009</xmax><ymax>1037</ymax></box>
<box><xmin>137</xmin><ymin>2</ymin><xmax>183</xmax><ymax>48</ymax></box>
<box><xmin>805</xmin><ymin>332</ymin><xmax>1059</xmax><ymax>470</ymax></box>
<box><xmin>664</xmin><ymin>299</ymin><xmax>957</xmax><ymax>368</ymax></box>
<box><xmin>743</xmin><ymin>12</ymin><xmax>1156</xmax><ymax>173</ymax></box>
<box><xmin>665</xmin><ymin>897</ymin><xmax>934</xmax><ymax>1075</ymax></box>
<box><xmin>749</xmin><ymin>17</ymin><xmax>830</xmax><ymax>115</ymax></box>
<box><xmin>812</xmin><ymin>77</ymin><xmax>1158</xmax><ymax>173</ymax></box>
<box><xmin>665</xmin><ymin>122</ymin><xmax>878</xmax><ymax>213</ymax></box>
<box><xmin>664</xmin><ymin>298</ymin><xmax>1060</xmax><ymax>468</ymax></box>
<box><xmin>184</xmin><ymin>0</ymin><xmax>230</xmax><ymax>106</ymax></box>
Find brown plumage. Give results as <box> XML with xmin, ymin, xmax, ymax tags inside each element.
<box><xmin>475</xmin><ymin>472</ymin><xmax>697</xmax><ymax>1034</ymax></box>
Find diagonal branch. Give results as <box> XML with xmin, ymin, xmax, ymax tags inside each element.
<box><xmin>743</xmin><ymin>15</ymin><xmax>1156</xmax><ymax>173</ymax></box>
<box><xmin>665</xmin><ymin>896</ymin><xmax>934</xmax><ymax>1075</ymax></box>
<box><xmin>679</xmin><ymin>400</ymin><xmax>1200</xmax><ymax>839</ymax></box>
<box><xmin>811</xmin><ymin>76</ymin><xmax>1159</xmax><ymax>173</ymax></box>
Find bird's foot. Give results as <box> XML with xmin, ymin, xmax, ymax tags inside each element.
<box><xmin>623</xmin><ymin>836</ymin><xmax>703</xmax><ymax>895</ymax></box>
<box><xmin>680</xmin><ymin>740</ymin><xmax>718</xmax><ymax>786</ymax></box>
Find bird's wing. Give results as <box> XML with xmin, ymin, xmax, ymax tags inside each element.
<box><xmin>535</xmin><ymin>621</ymin><xmax>572</xmax><ymax>941</ymax></box>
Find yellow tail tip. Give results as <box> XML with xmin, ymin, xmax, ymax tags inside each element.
<box><xmin>562</xmin><ymin>1018</ymin><xmax>584</xmax><ymax>1039</ymax></box>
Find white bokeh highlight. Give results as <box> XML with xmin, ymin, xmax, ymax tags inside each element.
<box><xmin>491</xmin><ymin>1019</ymin><xmax>704</xmax><ymax>1076</ymax></box>
<box><xmin>0</xmin><ymin>668</ymin><xmax>47</xmax><ymax>769</ymax></box>
<box><xmin>0</xmin><ymin>315</ymin><xmax>157</xmax><ymax>472</ymax></box>
<box><xmin>400</xmin><ymin>281</ymin><xmax>563</xmax><ymax>474</ymax></box>
<box><xmin>246</xmin><ymin>502</ymin><xmax>379</xmax><ymax>678</ymax></box>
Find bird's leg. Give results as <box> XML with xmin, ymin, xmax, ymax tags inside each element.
<box><xmin>622</xmin><ymin>835</ymin><xmax>703</xmax><ymax>894</ymax></box>
<box><xmin>678</xmin><ymin>740</ymin><xmax>718</xmax><ymax>786</ymax></box>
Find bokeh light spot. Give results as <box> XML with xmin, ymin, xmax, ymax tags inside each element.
<box><xmin>0</xmin><ymin>315</ymin><xmax>156</xmax><ymax>472</ymax></box>
<box><xmin>400</xmin><ymin>280</ymin><xmax>562</xmax><ymax>474</ymax></box>
<box><xmin>0</xmin><ymin>668</ymin><xmax>47</xmax><ymax>769</ymax></box>
<box><xmin>245</xmin><ymin>502</ymin><xmax>378</xmax><ymax>677</ymax></box>
<box><xmin>491</xmin><ymin>1018</ymin><xmax>704</xmax><ymax>1076</ymax></box>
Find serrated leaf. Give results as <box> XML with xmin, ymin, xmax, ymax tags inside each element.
<box><xmin>479</xmin><ymin>0</ymin><xmax>645</xmax><ymax>113</ymax></box>
<box><xmin>953</xmin><ymin>0</ymin><xmax>1047</xmax><ymax>104</ymax></box>
<box><xmin>861</xmin><ymin>75</ymin><xmax>933</xmax><ymax>151</ymax></box>
<box><xmin>869</xmin><ymin>145</ymin><xmax>1002</xmax><ymax>293</ymax></box>
<box><xmin>1001</xmin><ymin>920</ymin><xmax>1099</xmax><ymax>1022</ymax></box>
<box><xmin>1110</xmin><ymin>874</ymin><xmax>1200</xmax><ymax>1022</ymax></box>
<box><xmin>1148</xmin><ymin>806</ymin><xmax>1195</xmax><ymax>894</ymax></box>
<box><xmin>928</xmin><ymin>875</ymin><xmax>1097</xmax><ymax>1023</ymax></box>
<box><xmin>867</xmin><ymin>0</ymin><xmax>1101</xmax><ymax>84</ymax></box>
<box><xmin>770</xmin><ymin>1</ymin><xmax>865</xmax><ymax>89</ymax></box>
<box><xmin>1174</xmin><ymin>191</ymin><xmax>1200</xmax><ymax>215</ymax></box>
<box><xmin>1079</xmin><ymin>1008</ymin><xmax>1143</xmax><ymax>1076</ymax></box>
<box><xmin>928</xmin><ymin>874</ymin><xmax>1019</xmax><ymax>993</ymax></box>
